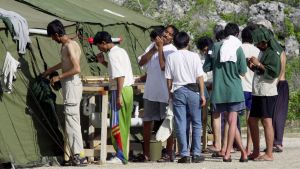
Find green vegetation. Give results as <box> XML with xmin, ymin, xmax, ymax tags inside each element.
<box><xmin>288</xmin><ymin>90</ymin><xmax>300</xmax><ymax>120</ymax></box>
<box><xmin>286</xmin><ymin>58</ymin><xmax>300</xmax><ymax>120</ymax></box>
<box><xmin>220</xmin><ymin>12</ymin><xmax>248</xmax><ymax>25</ymax></box>
<box><xmin>284</xmin><ymin>17</ymin><xmax>295</xmax><ymax>36</ymax></box>
<box><xmin>284</xmin><ymin>7</ymin><xmax>292</xmax><ymax>15</ymax></box>
<box><xmin>296</xmin><ymin>31</ymin><xmax>300</xmax><ymax>43</ymax></box>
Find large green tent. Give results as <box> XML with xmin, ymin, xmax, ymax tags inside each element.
<box><xmin>0</xmin><ymin>0</ymin><xmax>160</xmax><ymax>167</ymax></box>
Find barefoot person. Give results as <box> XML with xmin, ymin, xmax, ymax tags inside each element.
<box><xmin>248</xmin><ymin>27</ymin><xmax>282</xmax><ymax>161</ymax></box>
<box><xmin>203</xmin><ymin>23</ymin><xmax>248</xmax><ymax>162</ymax></box>
<box><xmin>240</xmin><ymin>26</ymin><xmax>260</xmax><ymax>155</ymax></box>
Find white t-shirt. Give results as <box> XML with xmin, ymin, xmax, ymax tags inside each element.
<box><xmin>252</xmin><ymin>52</ymin><xmax>278</xmax><ymax>96</ymax></box>
<box><xmin>143</xmin><ymin>43</ymin><xmax>177</xmax><ymax>103</ymax></box>
<box><xmin>165</xmin><ymin>49</ymin><xmax>204</xmax><ymax>91</ymax></box>
<box><xmin>240</xmin><ymin>43</ymin><xmax>260</xmax><ymax>92</ymax></box>
<box><xmin>107</xmin><ymin>45</ymin><xmax>134</xmax><ymax>90</ymax></box>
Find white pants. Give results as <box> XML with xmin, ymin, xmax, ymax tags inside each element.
<box><xmin>62</xmin><ymin>75</ymin><xmax>83</xmax><ymax>155</ymax></box>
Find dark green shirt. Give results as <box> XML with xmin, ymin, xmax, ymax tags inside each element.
<box><xmin>203</xmin><ymin>42</ymin><xmax>247</xmax><ymax>104</ymax></box>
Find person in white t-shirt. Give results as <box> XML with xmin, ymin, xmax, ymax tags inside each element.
<box><xmin>138</xmin><ymin>25</ymin><xmax>178</xmax><ymax>162</ymax></box>
<box><xmin>240</xmin><ymin>26</ymin><xmax>260</xmax><ymax>155</ymax></box>
<box><xmin>94</xmin><ymin>31</ymin><xmax>134</xmax><ymax>164</ymax></box>
<box><xmin>165</xmin><ymin>31</ymin><xmax>206</xmax><ymax>163</ymax></box>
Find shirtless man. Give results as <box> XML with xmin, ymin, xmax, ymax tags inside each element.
<box><xmin>43</xmin><ymin>19</ymin><xmax>86</xmax><ymax>166</ymax></box>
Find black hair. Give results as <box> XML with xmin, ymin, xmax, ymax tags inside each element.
<box><xmin>196</xmin><ymin>36</ymin><xmax>213</xmax><ymax>50</ymax></box>
<box><xmin>173</xmin><ymin>31</ymin><xmax>189</xmax><ymax>49</ymax></box>
<box><xmin>47</xmin><ymin>19</ymin><xmax>65</xmax><ymax>36</ymax></box>
<box><xmin>224</xmin><ymin>23</ymin><xmax>239</xmax><ymax>37</ymax></box>
<box><xmin>215</xmin><ymin>30</ymin><xmax>226</xmax><ymax>42</ymax></box>
<box><xmin>150</xmin><ymin>26</ymin><xmax>165</xmax><ymax>40</ymax></box>
<box><xmin>166</xmin><ymin>25</ymin><xmax>179</xmax><ymax>37</ymax></box>
<box><xmin>93</xmin><ymin>31</ymin><xmax>112</xmax><ymax>45</ymax></box>
<box><xmin>241</xmin><ymin>26</ymin><xmax>254</xmax><ymax>43</ymax></box>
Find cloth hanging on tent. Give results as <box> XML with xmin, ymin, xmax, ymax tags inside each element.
<box><xmin>0</xmin><ymin>8</ymin><xmax>31</xmax><ymax>54</ymax></box>
<box><xmin>0</xmin><ymin>52</ymin><xmax>20</xmax><ymax>93</ymax></box>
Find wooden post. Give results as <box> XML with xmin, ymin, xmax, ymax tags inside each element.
<box><xmin>100</xmin><ymin>93</ymin><xmax>108</xmax><ymax>164</ymax></box>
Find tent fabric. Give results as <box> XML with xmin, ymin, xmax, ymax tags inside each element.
<box><xmin>0</xmin><ymin>0</ymin><xmax>73</xmax><ymax>29</ymax></box>
<box><xmin>0</xmin><ymin>0</ymin><xmax>160</xmax><ymax>167</ymax></box>
<box><xmin>21</xmin><ymin>0</ymin><xmax>160</xmax><ymax>28</ymax></box>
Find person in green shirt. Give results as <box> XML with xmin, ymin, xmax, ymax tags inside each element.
<box><xmin>203</xmin><ymin>23</ymin><xmax>248</xmax><ymax>162</ymax></box>
<box><xmin>247</xmin><ymin>27</ymin><xmax>281</xmax><ymax>161</ymax></box>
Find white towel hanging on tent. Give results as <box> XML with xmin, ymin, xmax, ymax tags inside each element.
<box><xmin>0</xmin><ymin>8</ymin><xmax>31</xmax><ymax>54</ymax></box>
<box><xmin>1</xmin><ymin>52</ymin><xmax>20</xmax><ymax>93</ymax></box>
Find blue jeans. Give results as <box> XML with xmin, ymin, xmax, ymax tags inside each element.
<box><xmin>173</xmin><ymin>87</ymin><xmax>202</xmax><ymax>156</ymax></box>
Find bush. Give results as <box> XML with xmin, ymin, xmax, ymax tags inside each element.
<box><xmin>288</xmin><ymin>90</ymin><xmax>300</xmax><ymax>120</ymax></box>
<box><xmin>220</xmin><ymin>12</ymin><xmax>248</xmax><ymax>26</ymax></box>
<box><xmin>284</xmin><ymin>17</ymin><xmax>295</xmax><ymax>36</ymax></box>
<box><xmin>286</xmin><ymin>57</ymin><xmax>300</xmax><ymax>120</ymax></box>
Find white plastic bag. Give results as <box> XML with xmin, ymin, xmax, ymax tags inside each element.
<box><xmin>156</xmin><ymin>100</ymin><xmax>173</xmax><ymax>142</ymax></box>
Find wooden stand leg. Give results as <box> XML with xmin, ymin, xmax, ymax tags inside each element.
<box><xmin>100</xmin><ymin>94</ymin><xmax>108</xmax><ymax>164</ymax></box>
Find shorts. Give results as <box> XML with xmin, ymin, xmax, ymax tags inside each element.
<box><xmin>143</xmin><ymin>99</ymin><xmax>168</xmax><ymax>121</ymax></box>
<box><xmin>244</xmin><ymin>92</ymin><xmax>252</xmax><ymax>110</ymax></box>
<box><xmin>250</xmin><ymin>96</ymin><xmax>276</xmax><ymax>118</ymax></box>
<box><xmin>215</xmin><ymin>102</ymin><xmax>245</xmax><ymax>113</ymax></box>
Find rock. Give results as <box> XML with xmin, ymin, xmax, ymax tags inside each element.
<box><xmin>249</xmin><ymin>1</ymin><xmax>285</xmax><ymax>32</ymax></box>
<box><xmin>214</xmin><ymin>0</ymin><xmax>246</xmax><ymax>15</ymax></box>
<box><xmin>290</xmin><ymin>8</ymin><xmax>300</xmax><ymax>31</ymax></box>
<box><xmin>285</xmin><ymin>36</ymin><xmax>300</xmax><ymax>57</ymax></box>
<box><xmin>157</xmin><ymin>0</ymin><xmax>193</xmax><ymax>19</ymax></box>
<box><xmin>110</xmin><ymin>0</ymin><xmax>126</xmax><ymax>6</ymax></box>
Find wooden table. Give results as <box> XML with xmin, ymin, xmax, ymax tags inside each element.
<box><xmin>82</xmin><ymin>82</ymin><xmax>109</xmax><ymax>164</ymax></box>
<box><xmin>81</xmin><ymin>76</ymin><xmax>144</xmax><ymax>164</ymax></box>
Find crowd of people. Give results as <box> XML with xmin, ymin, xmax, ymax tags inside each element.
<box><xmin>44</xmin><ymin>19</ymin><xmax>289</xmax><ymax>166</ymax></box>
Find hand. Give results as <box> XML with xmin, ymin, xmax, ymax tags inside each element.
<box><xmin>116</xmin><ymin>97</ymin><xmax>123</xmax><ymax>110</ymax></box>
<box><xmin>168</xmin><ymin>92</ymin><xmax>173</xmax><ymax>101</ymax></box>
<box><xmin>201</xmin><ymin>95</ymin><xmax>206</xmax><ymax>107</ymax></box>
<box><xmin>42</xmin><ymin>69</ymin><xmax>52</xmax><ymax>78</ymax></box>
<box><xmin>96</xmin><ymin>52</ymin><xmax>105</xmax><ymax>64</ymax></box>
<box><xmin>50</xmin><ymin>76</ymin><xmax>60</xmax><ymax>86</ymax></box>
<box><xmin>155</xmin><ymin>36</ymin><xmax>164</xmax><ymax>49</ymax></box>
<box><xmin>249</xmin><ymin>57</ymin><xmax>260</xmax><ymax>66</ymax></box>
<box><xmin>134</xmin><ymin>77</ymin><xmax>141</xmax><ymax>83</ymax></box>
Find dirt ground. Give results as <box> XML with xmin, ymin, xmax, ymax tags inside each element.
<box><xmin>32</xmin><ymin>134</ymin><xmax>300</xmax><ymax>169</ymax></box>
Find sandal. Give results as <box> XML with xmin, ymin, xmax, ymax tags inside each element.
<box><xmin>157</xmin><ymin>154</ymin><xmax>174</xmax><ymax>162</ymax></box>
<box><xmin>273</xmin><ymin>146</ymin><xmax>283</xmax><ymax>153</ymax></box>
<box><xmin>212</xmin><ymin>152</ymin><xmax>224</xmax><ymax>158</ymax></box>
<box><xmin>132</xmin><ymin>154</ymin><xmax>149</xmax><ymax>162</ymax></box>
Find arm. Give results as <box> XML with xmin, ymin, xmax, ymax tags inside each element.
<box><xmin>116</xmin><ymin>76</ymin><xmax>125</xmax><ymax>109</ymax></box>
<box><xmin>167</xmin><ymin>79</ymin><xmax>173</xmax><ymax>100</ymax></box>
<box><xmin>97</xmin><ymin>52</ymin><xmax>108</xmax><ymax>67</ymax></box>
<box><xmin>237</xmin><ymin>47</ymin><xmax>247</xmax><ymax>77</ymax></box>
<box><xmin>138</xmin><ymin>47</ymin><xmax>157</xmax><ymax>66</ymax></box>
<box><xmin>135</xmin><ymin>73</ymin><xmax>147</xmax><ymax>83</ymax></box>
<box><xmin>156</xmin><ymin>37</ymin><xmax>165</xmax><ymax>71</ymax></box>
<box><xmin>43</xmin><ymin>62</ymin><xmax>62</xmax><ymax>77</ymax></box>
<box><xmin>198</xmin><ymin>76</ymin><xmax>206</xmax><ymax>107</ymax></box>
<box><xmin>278</xmin><ymin>51</ymin><xmax>286</xmax><ymax>80</ymax></box>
